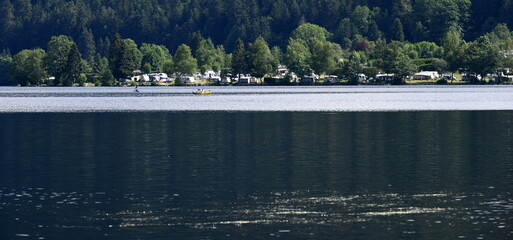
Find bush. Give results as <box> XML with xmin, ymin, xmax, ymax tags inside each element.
<box><xmin>436</xmin><ymin>79</ymin><xmax>447</xmax><ymax>85</ymax></box>
<box><xmin>174</xmin><ymin>77</ymin><xmax>184</xmax><ymax>86</ymax></box>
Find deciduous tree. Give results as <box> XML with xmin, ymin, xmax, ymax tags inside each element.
<box><xmin>285</xmin><ymin>39</ymin><xmax>311</xmax><ymax>77</ymax></box>
<box><xmin>173</xmin><ymin>44</ymin><xmax>197</xmax><ymax>76</ymax></box>
<box><xmin>43</xmin><ymin>35</ymin><xmax>74</xmax><ymax>85</ymax></box>
<box><xmin>10</xmin><ymin>49</ymin><xmax>47</xmax><ymax>86</ymax></box>
<box><xmin>248</xmin><ymin>37</ymin><xmax>277</xmax><ymax>79</ymax></box>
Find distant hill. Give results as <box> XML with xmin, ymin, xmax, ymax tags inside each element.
<box><xmin>1</xmin><ymin>0</ymin><xmax>512</xmax><ymax>55</ymax></box>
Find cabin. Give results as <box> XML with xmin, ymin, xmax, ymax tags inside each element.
<box><xmin>413</xmin><ymin>71</ymin><xmax>439</xmax><ymax>80</ymax></box>
<box><xmin>324</xmin><ymin>75</ymin><xmax>339</xmax><ymax>83</ymax></box>
<box><xmin>442</xmin><ymin>74</ymin><xmax>456</xmax><ymax>81</ymax></box>
<box><xmin>202</xmin><ymin>70</ymin><xmax>220</xmax><ymax>79</ymax></box>
<box><xmin>238</xmin><ymin>76</ymin><xmax>258</xmax><ymax>84</ymax></box>
<box><xmin>375</xmin><ymin>74</ymin><xmax>394</xmax><ymax>83</ymax></box>
<box><xmin>209</xmin><ymin>76</ymin><xmax>221</xmax><ymax>83</ymax></box>
<box><xmin>221</xmin><ymin>77</ymin><xmax>232</xmax><ymax>83</ymax></box>
<box><xmin>461</xmin><ymin>73</ymin><xmax>482</xmax><ymax>82</ymax></box>
<box><xmin>276</xmin><ymin>65</ymin><xmax>289</xmax><ymax>77</ymax></box>
<box><xmin>149</xmin><ymin>73</ymin><xmax>169</xmax><ymax>82</ymax></box>
<box><xmin>300</xmin><ymin>75</ymin><xmax>318</xmax><ymax>84</ymax></box>
<box><xmin>357</xmin><ymin>73</ymin><xmax>367</xmax><ymax>83</ymax></box>
<box><xmin>183</xmin><ymin>76</ymin><xmax>196</xmax><ymax>83</ymax></box>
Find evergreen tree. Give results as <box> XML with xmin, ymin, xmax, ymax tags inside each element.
<box><xmin>189</xmin><ymin>31</ymin><xmax>204</xmax><ymax>57</ymax></box>
<box><xmin>61</xmin><ymin>43</ymin><xmax>82</xmax><ymax>86</ymax></box>
<box><xmin>0</xmin><ymin>0</ymin><xmax>17</xmax><ymax>49</ymax></box>
<box><xmin>0</xmin><ymin>49</ymin><xmax>12</xmax><ymax>85</ymax></box>
<box><xmin>231</xmin><ymin>39</ymin><xmax>248</xmax><ymax>79</ymax></box>
<box><xmin>79</xmin><ymin>27</ymin><xmax>96</xmax><ymax>63</ymax></box>
<box><xmin>108</xmin><ymin>34</ymin><xmax>134</xmax><ymax>80</ymax></box>
<box><xmin>391</xmin><ymin>18</ymin><xmax>405</xmax><ymax>42</ymax></box>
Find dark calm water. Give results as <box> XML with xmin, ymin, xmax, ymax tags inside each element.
<box><xmin>1</xmin><ymin>111</ymin><xmax>512</xmax><ymax>240</ymax></box>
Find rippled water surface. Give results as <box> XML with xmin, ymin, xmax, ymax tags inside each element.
<box><xmin>2</xmin><ymin>86</ymin><xmax>513</xmax><ymax>112</ymax></box>
<box><xmin>1</xmin><ymin>87</ymin><xmax>512</xmax><ymax>239</ymax></box>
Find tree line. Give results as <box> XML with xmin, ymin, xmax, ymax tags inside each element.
<box><xmin>1</xmin><ymin>0</ymin><xmax>513</xmax><ymax>55</ymax></box>
<box><xmin>1</xmin><ymin>22</ymin><xmax>513</xmax><ymax>86</ymax></box>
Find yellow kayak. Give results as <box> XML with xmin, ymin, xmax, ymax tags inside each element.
<box><xmin>193</xmin><ymin>90</ymin><xmax>212</xmax><ymax>95</ymax></box>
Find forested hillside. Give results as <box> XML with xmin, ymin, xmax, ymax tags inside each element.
<box><xmin>1</xmin><ymin>0</ymin><xmax>513</xmax><ymax>87</ymax></box>
<box><xmin>1</xmin><ymin>0</ymin><xmax>512</xmax><ymax>55</ymax></box>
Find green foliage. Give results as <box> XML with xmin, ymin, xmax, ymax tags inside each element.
<box><xmin>61</xmin><ymin>43</ymin><xmax>83</xmax><ymax>86</ymax></box>
<box><xmin>391</xmin><ymin>18</ymin><xmax>405</xmax><ymax>42</ymax></box>
<box><xmin>0</xmin><ymin>0</ymin><xmax>508</xmax><ymax>56</ymax></box>
<box><xmin>291</xmin><ymin>23</ymin><xmax>331</xmax><ymax>50</ymax></box>
<box><xmin>108</xmin><ymin>34</ymin><xmax>139</xmax><ymax>79</ymax></box>
<box><xmin>4</xmin><ymin>1</ymin><xmax>513</xmax><ymax>86</ymax></box>
<box><xmin>10</xmin><ymin>49</ymin><xmax>47</xmax><ymax>86</ymax></box>
<box><xmin>310</xmin><ymin>41</ymin><xmax>338</xmax><ymax>75</ymax></box>
<box><xmin>285</xmin><ymin>39</ymin><xmax>311</xmax><ymax>77</ymax></box>
<box><xmin>162</xmin><ymin>59</ymin><xmax>174</xmax><ymax>75</ymax></box>
<box><xmin>124</xmin><ymin>39</ymin><xmax>142</xmax><ymax>70</ymax></box>
<box><xmin>383</xmin><ymin>42</ymin><xmax>417</xmax><ymax>83</ymax></box>
<box><xmin>140</xmin><ymin>43</ymin><xmax>170</xmax><ymax>72</ymax></box>
<box><xmin>173</xmin><ymin>44</ymin><xmax>197</xmax><ymax>76</ymax></box>
<box><xmin>195</xmin><ymin>38</ymin><xmax>225</xmax><ymax>72</ymax></box>
<box><xmin>339</xmin><ymin>51</ymin><xmax>364</xmax><ymax>84</ymax></box>
<box><xmin>43</xmin><ymin>35</ymin><xmax>74</xmax><ymax>85</ymax></box>
<box><xmin>0</xmin><ymin>50</ymin><xmax>12</xmax><ymax>85</ymax></box>
<box><xmin>464</xmin><ymin>36</ymin><xmax>501</xmax><ymax>80</ymax></box>
<box><xmin>248</xmin><ymin>37</ymin><xmax>277</xmax><ymax>78</ymax></box>
<box><xmin>231</xmin><ymin>39</ymin><xmax>248</xmax><ymax>77</ymax></box>
<box><xmin>77</xmin><ymin>74</ymin><xmax>87</xmax><ymax>86</ymax></box>
<box><xmin>414</xmin><ymin>41</ymin><xmax>443</xmax><ymax>58</ymax></box>
<box><xmin>142</xmin><ymin>63</ymin><xmax>152</xmax><ymax>74</ymax></box>
<box><xmin>100</xmin><ymin>68</ymin><xmax>115</xmax><ymax>86</ymax></box>
<box><xmin>436</xmin><ymin>79</ymin><xmax>448</xmax><ymax>84</ymax></box>
<box><xmin>442</xmin><ymin>29</ymin><xmax>467</xmax><ymax>72</ymax></box>
<box><xmin>412</xmin><ymin>58</ymin><xmax>443</xmax><ymax>71</ymax></box>
<box><xmin>361</xmin><ymin>67</ymin><xmax>380</xmax><ymax>79</ymax></box>
<box><xmin>351</xmin><ymin>6</ymin><xmax>372</xmax><ymax>36</ymax></box>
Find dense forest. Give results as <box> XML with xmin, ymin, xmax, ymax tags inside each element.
<box><xmin>1</xmin><ymin>0</ymin><xmax>513</xmax><ymax>86</ymax></box>
<box><xmin>1</xmin><ymin>0</ymin><xmax>512</xmax><ymax>54</ymax></box>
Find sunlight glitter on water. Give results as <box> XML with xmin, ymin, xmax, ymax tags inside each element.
<box><xmin>1</xmin><ymin>187</ymin><xmax>512</xmax><ymax>239</ymax></box>
<box><xmin>2</xmin><ymin>86</ymin><xmax>513</xmax><ymax>112</ymax></box>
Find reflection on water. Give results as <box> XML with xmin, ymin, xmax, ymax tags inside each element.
<box><xmin>1</xmin><ymin>187</ymin><xmax>512</xmax><ymax>240</ymax></box>
<box><xmin>1</xmin><ymin>111</ymin><xmax>513</xmax><ymax>239</ymax></box>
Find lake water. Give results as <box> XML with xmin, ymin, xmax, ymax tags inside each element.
<box><xmin>0</xmin><ymin>86</ymin><xmax>512</xmax><ymax>240</ymax></box>
<box><xmin>1</xmin><ymin>86</ymin><xmax>513</xmax><ymax>112</ymax></box>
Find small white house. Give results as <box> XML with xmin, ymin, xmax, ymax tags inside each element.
<box><xmin>203</xmin><ymin>70</ymin><xmax>220</xmax><ymax>79</ymax></box>
<box><xmin>357</xmin><ymin>73</ymin><xmax>367</xmax><ymax>82</ymax></box>
<box><xmin>221</xmin><ymin>77</ymin><xmax>231</xmax><ymax>83</ymax></box>
<box><xmin>277</xmin><ymin>65</ymin><xmax>289</xmax><ymax>77</ymax></box>
<box><xmin>300</xmin><ymin>75</ymin><xmax>318</xmax><ymax>84</ymax></box>
<box><xmin>183</xmin><ymin>76</ymin><xmax>195</xmax><ymax>83</ymax></box>
<box><xmin>376</xmin><ymin>74</ymin><xmax>394</xmax><ymax>82</ymax></box>
<box><xmin>413</xmin><ymin>71</ymin><xmax>439</xmax><ymax>80</ymax></box>
<box><xmin>238</xmin><ymin>76</ymin><xmax>258</xmax><ymax>84</ymax></box>
<box><xmin>324</xmin><ymin>75</ymin><xmax>339</xmax><ymax>83</ymax></box>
